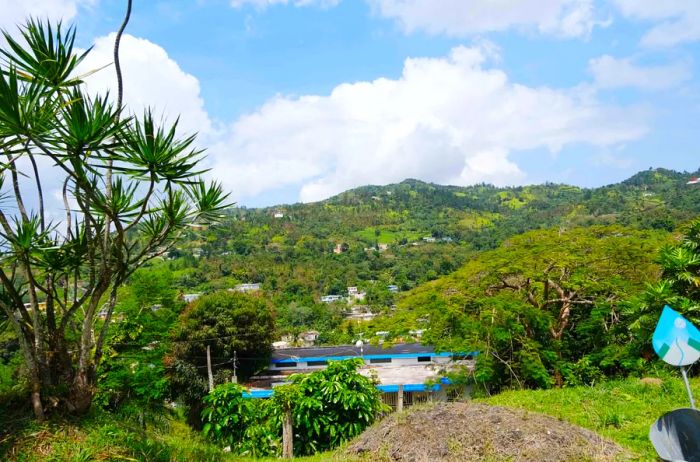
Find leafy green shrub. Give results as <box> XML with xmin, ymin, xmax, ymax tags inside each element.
<box><xmin>287</xmin><ymin>358</ymin><xmax>387</xmax><ymax>455</ymax></box>
<box><xmin>563</xmin><ymin>356</ymin><xmax>604</xmax><ymax>387</ymax></box>
<box><xmin>202</xmin><ymin>383</ymin><xmax>254</xmax><ymax>446</ymax></box>
<box><xmin>201</xmin><ymin>382</ymin><xmax>279</xmax><ymax>457</ymax></box>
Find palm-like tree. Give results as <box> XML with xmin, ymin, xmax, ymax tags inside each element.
<box><xmin>0</xmin><ymin>19</ymin><xmax>228</xmax><ymax>419</ymax></box>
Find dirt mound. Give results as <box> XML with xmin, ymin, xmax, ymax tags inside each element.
<box><xmin>345</xmin><ymin>402</ymin><xmax>628</xmax><ymax>462</ymax></box>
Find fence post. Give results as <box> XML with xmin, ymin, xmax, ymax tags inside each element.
<box><xmin>397</xmin><ymin>384</ymin><xmax>404</xmax><ymax>412</ymax></box>
<box><xmin>282</xmin><ymin>407</ymin><xmax>293</xmax><ymax>458</ymax></box>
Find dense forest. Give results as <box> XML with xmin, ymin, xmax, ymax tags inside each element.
<box><xmin>163</xmin><ymin>167</ymin><xmax>699</xmax><ymax>332</ymax></box>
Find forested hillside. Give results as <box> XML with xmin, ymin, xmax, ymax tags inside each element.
<box><xmin>171</xmin><ymin>167</ymin><xmax>698</xmax><ymax>298</ymax></box>
<box><xmin>132</xmin><ymin>167</ymin><xmax>700</xmax><ymax>346</ymax></box>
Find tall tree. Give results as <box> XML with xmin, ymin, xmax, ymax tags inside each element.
<box><xmin>0</xmin><ymin>17</ymin><xmax>228</xmax><ymax>418</ymax></box>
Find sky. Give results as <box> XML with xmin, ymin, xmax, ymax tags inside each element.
<box><xmin>2</xmin><ymin>0</ymin><xmax>699</xmax><ymax>207</ymax></box>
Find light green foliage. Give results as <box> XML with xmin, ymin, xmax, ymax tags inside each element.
<box><xmin>163</xmin><ymin>168</ymin><xmax>700</xmax><ymax>346</ymax></box>
<box><xmin>287</xmin><ymin>358</ymin><xmax>387</xmax><ymax>455</ymax></box>
<box><xmin>201</xmin><ymin>382</ymin><xmax>279</xmax><ymax>457</ymax></box>
<box><xmin>481</xmin><ymin>375</ymin><xmax>700</xmax><ymax>459</ymax></box>
<box><xmin>199</xmin><ymin>360</ymin><xmax>384</xmax><ymax>457</ymax></box>
<box><xmin>370</xmin><ymin>226</ymin><xmax>669</xmax><ymax>390</ymax></box>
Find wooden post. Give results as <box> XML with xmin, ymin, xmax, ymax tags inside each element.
<box><xmin>207</xmin><ymin>345</ymin><xmax>214</xmax><ymax>391</ymax></box>
<box><xmin>397</xmin><ymin>384</ymin><xmax>404</xmax><ymax>412</ymax></box>
<box><xmin>282</xmin><ymin>407</ymin><xmax>293</xmax><ymax>458</ymax></box>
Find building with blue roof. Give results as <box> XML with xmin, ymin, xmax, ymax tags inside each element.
<box><xmin>246</xmin><ymin>343</ymin><xmax>476</xmax><ymax>409</ymax></box>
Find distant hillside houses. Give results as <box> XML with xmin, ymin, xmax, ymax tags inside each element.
<box><xmin>345</xmin><ymin>305</ymin><xmax>376</xmax><ymax>321</ymax></box>
<box><xmin>347</xmin><ymin>286</ymin><xmax>366</xmax><ymax>301</ymax></box>
<box><xmin>231</xmin><ymin>283</ymin><xmax>261</xmax><ymax>293</ymax></box>
<box><xmin>182</xmin><ymin>293</ymin><xmax>201</xmax><ymax>303</ymax></box>
<box><xmin>321</xmin><ymin>294</ymin><xmax>344</xmax><ymax>303</ymax></box>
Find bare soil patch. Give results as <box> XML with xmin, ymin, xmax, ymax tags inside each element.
<box><xmin>344</xmin><ymin>402</ymin><xmax>629</xmax><ymax>462</ymax></box>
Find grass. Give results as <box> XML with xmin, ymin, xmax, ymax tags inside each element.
<box><xmin>353</xmin><ymin>227</ymin><xmax>423</xmax><ymax>245</ymax></box>
<box><xmin>479</xmin><ymin>374</ymin><xmax>700</xmax><ymax>460</ymax></box>
<box><xmin>3</xmin><ymin>375</ymin><xmax>697</xmax><ymax>461</ymax></box>
<box><xmin>0</xmin><ymin>399</ymin><xmax>357</xmax><ymax>462</ymax></box>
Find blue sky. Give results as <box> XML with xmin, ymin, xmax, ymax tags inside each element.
<box><xmin>3</xmin><ymin>0</ymin><xmax>699</xmax><ymax>206</ymax></box>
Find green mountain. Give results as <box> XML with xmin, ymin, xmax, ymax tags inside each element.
<box><xmin>155</xmin><ymin>167</ymin><xmax>698</xmax><ymax>342</ymax></box>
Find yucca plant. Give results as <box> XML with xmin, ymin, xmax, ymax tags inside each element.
<box><xmin>0</xmin><ymin>9</ymin><xmax>229</xmax><ymax>419</ymax></box>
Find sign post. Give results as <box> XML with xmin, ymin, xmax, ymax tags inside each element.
<box><xmin>649</xmin><ymin>305</ymin><xmax>700</xmax><ymax>461</ymax></box>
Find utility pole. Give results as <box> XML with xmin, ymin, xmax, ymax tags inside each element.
<box><xmin>232</xmin><ymin>350</ymin><xmax>238</xmax><ymax>384</ymax></box>
<box><xmin>207</xmin><ymin>344</ymin><xmax>214</xmax><ymax>391</ymax></box>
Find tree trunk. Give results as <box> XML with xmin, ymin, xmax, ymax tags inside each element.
<box><xmin>30</xmin><ymin>367</ymin><xmax>45</xmax><ymax>421</ymax></box>
<box><xmin>67</xmin><ymin>367</ymin><xmax>96</xmax><ymax>415</ymax></box>
<box><xmin>282</xmin><ymin>407</ymin><xmax>293</xmax><ymax>459</ymax></box>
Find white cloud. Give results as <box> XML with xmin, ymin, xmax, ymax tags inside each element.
<box><xmin>0</xmin><ymin>0</ymin><xmax>95</xmax><ymax>32</ymax></box>
<box><xmin>612</xmin><ymin>0</ymin><xmax>700</xmax><ymax>47</ymax></box>
<box><xmin>208</xmin><ymin>44</ymin><xmax>648</xmax><ymax>203</ymax></box>
<box><xmin>589</xmin><ymin>55</ymin><xmax>692</xmax><ymax>90</ymax></box>
<box><xmin>230</xmin><ymin>0</ymin><xmax>340</xmax><ymax>9</ymax></box>
<box><xmin>367</xmin><ymin>0</ymin><xmax>606</xmax><ymax>38</ymax></box>
<box><xmin>77</xmin><ymin>33</ymin><xmax>212</xmax><ymax>136</ymax></box>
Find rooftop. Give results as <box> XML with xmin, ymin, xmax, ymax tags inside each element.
<box><xmin>272</xmin><ymin>343</ymin><xmax>445</xmax><ymax>363</ymax></box>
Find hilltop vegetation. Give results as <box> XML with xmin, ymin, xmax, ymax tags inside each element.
<box><xmin>162</xmin><ymin>168</ymin><xmax>699</xmax><ymax>342</ymax></box>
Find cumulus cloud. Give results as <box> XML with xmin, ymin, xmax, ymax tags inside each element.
<box><xmin>0</xmin><ymin>0</ymin><xmax>95</xmax><ymax>32</ymax></box>
<box><xmin>366</xmin><ymin>0</ymin><xmax>605</xmax><ymax>38</ymax></box>
<box><xmin>77</xmin><ymin>33</ymin><xmax>212</xmax><ymax>136</ymax></box>
<box><xmin>589</xmin><ymin>55</ymin><xmax>692</xmax><ymax>90</ymax></box>
<box><xmin>207</xmin><ymin>44</ymin><xmax>647</xmax><ymax>203</ymax></box>
<box><xmin>612</xmin><ymin>0</ymin><xmax>700</xmax><ymax>47</ymax></box>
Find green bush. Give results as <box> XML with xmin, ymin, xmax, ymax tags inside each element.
<box><xmin>200</xmin><ymin>359</ymin><xmax>385</xmax><ymax>457</ymax></box>
<box><xmin>201</xmin><ymin>382</ymin><xmax>279</xmax><ymax>457</ymax></box>
<box><xmin>287</xmin><ymin>358</ymin><xmax>387</xmax><ymax>455</ymax></box>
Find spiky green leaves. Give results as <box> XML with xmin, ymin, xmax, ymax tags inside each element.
<box><xmin>1</xmin><ymin>19</ymin><xmax>89</xmax><ymax>89</ymax></box>
<box><xmin>115</xmin><ymin>111</ymin><xmax>205</xmax><ymax>182</ymax></box>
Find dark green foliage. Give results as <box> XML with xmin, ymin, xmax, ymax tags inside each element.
<box><xmin>172</xmin><ymin>291</ymin><xmax>275</xmax><ymax>381</ymax></box>
<box><xmin>95</xmin><ymin>267</ymin><xmax>180</xmax><ymax>410</ymax></box>
<box><xmin>287</xmin><ymin>359</ymin><xmax>387</xmax><ymax>455</ymax></box>
<box><xmin>623</xmin><ymin>217</ymin><xmax>700</xmax><ymax>364</ymax></box>
<box><xmin>199</xmin><ymin>359</ymin><xmax>384</xmax><ymax>457</ymax></box>
<box><xmin>201</xmin><ymin>383</ymin><xmax>279</xmax><ymax>457</ymax></box>
<box><xmin>0</xmin><ymin>18</ymin><xmax>229</xmax><ymax>418</ymax></box>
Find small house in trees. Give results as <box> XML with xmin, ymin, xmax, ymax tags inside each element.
<box><xmin>321</xmin><ymin>294</ymin><xmax>344</xmax><ymax>303</ymax></box>
<box><xmin>299</xmin><ymin>330</ymin><xmax>320</xmax><ymax>346</ymax></box>
<box><xmin>232</xmin><ymin>283</ymin><xmax>261</xmax><ymax>293</ymax></box>
<box><xmin>182</xmin><ymin>293</ymin><xmax>201</xmax><ymax>303</ymax></box>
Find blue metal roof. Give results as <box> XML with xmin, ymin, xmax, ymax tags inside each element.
<box><xmin>271</xmin><ymin>351</ymin><xmax>460</xmax><ymax>364</ymax></box>
<box><xmin>243</xmin><ymin>378</ymin><xmax>454</xmax><ymax>399</ymax></box>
